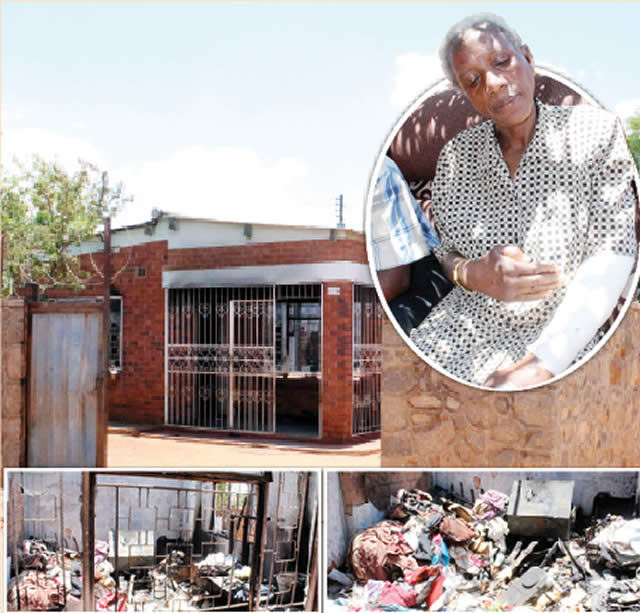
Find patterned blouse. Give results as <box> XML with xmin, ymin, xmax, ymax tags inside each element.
<box><xmin>410</xmin><ymin>101</ymin><xmax>638</xmax><ymax>386</ymax></box>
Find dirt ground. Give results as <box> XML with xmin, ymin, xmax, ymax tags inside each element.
<box><xmin>107</xmin><ymin>427</ymin><xmax>381</xmax><ymax>468</ymax></box>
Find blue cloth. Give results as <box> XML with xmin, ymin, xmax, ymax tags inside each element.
<box><xmin>431</xmin><ymin>538</ymin><xmax>449</xmax><ymax>567</ymax></box>
<box><xmin>370</xmin><ymin>156</ymin><xmax>440</xmax><ymax>270</ymax></box>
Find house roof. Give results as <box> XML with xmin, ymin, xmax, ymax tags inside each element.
<box><xmin>74</xmin><ymin>210</ymin><xmax>364</xmax><ymax>254</ymax></box>
<box><xmin>113</xmin><ymin>209</ymin><xmax>361</xmax><ymax>237</ymax></box>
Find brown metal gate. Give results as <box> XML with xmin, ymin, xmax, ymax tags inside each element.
<box><xmin>27</xmin><ymin>302</ymin><xmax>106</xmax><ymax>466</ymax></box>
<box><xmin>352</xmin><ymin>286</ymin><xmax>382</xmax><ymax>435</ymax></box>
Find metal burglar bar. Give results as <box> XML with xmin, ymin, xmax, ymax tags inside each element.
<box><xmin>167</xmin><ymin>285</ymin><xmax>321</xmax><ymax>434</ymax></box>
<box><xmin>261</xmin><ymin>473</ymin><xmax>310</xmax><ymax>610</ymax></box>
<box><xmin>230</xmin><ymin>300</ymin><xmax>275</xmax><ymax>432</ymax></box>
<box><xmin>352</xmin><ymin>285</ymin><xmax>382</xmax><ymax>435</ymax></box>
<box><xmin>167</xmin><ymin>288</ymin><xmax>275</xmax><ymax>432</ymax></box>
<box><xmin>95</xmin><ymin>476</ymin><xmax>261</xmax><ymax>612</ymax></box>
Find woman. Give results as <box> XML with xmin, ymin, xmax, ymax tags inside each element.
<box><xmin>410</xmin><ymin>14</ymin><xmax>638</xmax><ymax>389</ymax></box>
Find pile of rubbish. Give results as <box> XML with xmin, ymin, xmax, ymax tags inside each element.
<box><xmin>122</xmin><ymin>551</ymin><xmax>255</xmax><ymax>611</ymax></box>
<box><xmin>7</xmin><ymin>539</ymin><xmax>66</xmax><ymax>611</ymax></box>
<box><xmin>119</xmin><ymin>550</ymin><xmax>307</xmax><ymax>611</ymax></box>
<box><xmin>328</xmin><ymin>487</ymin><xmax>640</xmax><ymax>611</ymax></box>
<box><xmin>8</xmin><ymin>538</ymin><xmax>309</xmax><ymax>611</ymax></box>
<box><xmin>7</xmin><ymin>538</ymin><xmax>115</xmax><ymax>611</ymax></box>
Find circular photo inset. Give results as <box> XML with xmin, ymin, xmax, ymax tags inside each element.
<box><xmin>366</xmin><ymin>14</ymin><xmax>640</xmax><ymax>391</ymax></box>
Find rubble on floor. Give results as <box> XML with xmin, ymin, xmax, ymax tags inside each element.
<box><xmin>8</xmin><ymin>538</ymin><xmax>308</xmax><ymax>611</ymax></box>
<box><xmin>8</xmin><ymin>539</ymin><xmax>77</xmax><ymax>611</ymax></box>
<box><xmin>328</xmin><ymin>485</ymin><xmax>640</xmax><ymax>611</ymax></box>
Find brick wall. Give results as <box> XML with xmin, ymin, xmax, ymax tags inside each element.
<box><xmin>165</xmin><ymin>239</ymin><xmax>368</xmax><ymax>271</ymax></box>
<box><xmin>1</xmin><ymin>299</ymin><xmax>27</xmax><ymax>474</ymax></box>
<box><xmin>46</xmin><ymin>240</ymin><xmax>169</xmax><ymax>425</ymax></box>
<box><xmin>382</xmin><ymin>303</ymin><xmax>640</xmax><ymax>467</ymax></box>
<box><xmin>44</xmin><ymin>236</ymin><xmax>368</xmax><ymax>441</ymax></box>
<box><xmin>105</xmin><ymin>241</ymin><xmax>167</xmax><ymax>424</ymax></box>
<box><xmin>322</xmin><ymin>281</ymin><xmax>354</xmax><ymax>442</ymax></box>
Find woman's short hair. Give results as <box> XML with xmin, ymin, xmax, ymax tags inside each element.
<box><xmin>439</xmin><ymin>13</ymin><xmax>524</xmax><ymax>88</ymax></box>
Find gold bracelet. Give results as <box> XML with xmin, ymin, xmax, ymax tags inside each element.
<box><xmin>453</xmin><ymin>259</ymin><xmax>475</xmax><ymax>294</ymax></box>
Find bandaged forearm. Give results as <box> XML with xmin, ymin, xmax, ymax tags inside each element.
<box><xmin>527</xmin><ymin>252</ymin><xmax>635</xmax><ymax>375</ymax></box>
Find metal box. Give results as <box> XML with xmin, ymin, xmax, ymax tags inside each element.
<box><xmin>108</xmin><ymin>529</ymin><xmax>155</xmax><ymax>569</ymax></box>
<box><xmin>506</xmin><ymin>480</ymin><xmax>574</xmax><ymax>540</ymax></box>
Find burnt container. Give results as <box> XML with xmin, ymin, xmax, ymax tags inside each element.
<box><xmin>506</xmin><ymin>480</ymin><xmax>574</xmax><ymax>540</ymax></box>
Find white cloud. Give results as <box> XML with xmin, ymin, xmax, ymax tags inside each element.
<box><xmin>1</xmin><ymin>125</ymin><xmax>108</xmax><ymax>174</ymax></box>
<box><xmin>615</xmin><ymin>98</ymin><xmax>640</xmax><ymax>123</ymax></box>
<box><xmin>113</xmin><ymin>145</ymin><xmax>318</xmax><ymax>229</ymax></box>
<box><xmin>390</xmin><ymin>53</ymin><xmax>445</xmax><ymax>108</ymax></box>
<box><xmin>1</xmin><ymin>108</ymin><xmax>25</xmax><ymax>122</ymax></box>
<box><xmin>1</xmin><ymin>124</ymin><xmax>357</xmax><ymax>232</ymax></box>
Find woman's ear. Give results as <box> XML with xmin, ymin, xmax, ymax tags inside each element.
<box><xmin>520</xmin><ymin>44</ymin><xmax>534</xmax><ymax>68</ymax></box>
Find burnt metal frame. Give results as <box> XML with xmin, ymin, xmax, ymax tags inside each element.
<box><xmin>82</xmin><ymin>472</ymin><xmax>277</xmax><ymax>611</ymax></box>
<box><xmin>259</xmin><ymin>473</ymin><xmax>314</xmax><ymax>611</ymax></box>
<box><xmin>9</xmin><ymin>472</ymin><xmax>68</xmax><ymax>611</ymax></box>
<box><xmin>8</xmin><ymin>471</ymin><xmax>317</xmax><ymax>612</ymax></box>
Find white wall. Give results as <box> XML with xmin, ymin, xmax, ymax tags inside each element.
<box><xmin>326</xmin><ymin>473</ymin><xmax>350</xmax><ymax>569</ymax></box>
<box><xmin>432</xmin><ymin>471</ymin><xmax>638</xmax><ymax>516</ymax></box>
<box><xmin>18</xmin><ymin>472</ymin><xmax>83</xmax><ymax>547</ymax></box>
<box><xmin>325</xmin><ymin>470</ymin><xmax>640</xmax><ymax>570</ymax></box>
<box><xmin>73</xmin><ymin>217</ymin><xmax>351</xmax><ymax>253</ymax></box>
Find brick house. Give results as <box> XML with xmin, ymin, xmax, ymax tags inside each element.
<box><xmin>49</xmin><ymin>212</ymin><xmax>381</xmax><ymax>443</ymax></box>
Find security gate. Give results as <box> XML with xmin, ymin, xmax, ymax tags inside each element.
<box><xmin>229</xmin><ymin>300</ymin><xmax>275</xmax><ymax>432</ymax></box>
<box><xmin>167</xmin><ymin>288</ymin><xmax>275</xmax><ymax>432</ymax></box>
<box><xmin>352</xmin><ymin>286</ymin><xmax>382</xmax><ymax>435</ymax></box>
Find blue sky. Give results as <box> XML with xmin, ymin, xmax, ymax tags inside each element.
<box><xmin>3</xmin><ymin>1</ymin><xmax>640</xmax><ymax>230</ymax></box>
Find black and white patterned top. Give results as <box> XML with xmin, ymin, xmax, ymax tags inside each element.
<box><xmin>410</xmin><ymin>101</ymin><xmax>638</xmax><ymax>386</ymax></box>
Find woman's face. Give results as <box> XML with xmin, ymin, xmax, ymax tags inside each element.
<box><xmin>451</xmin><ymin>28</ymin><xmax>536</xmax><ymax>131</ymax></box>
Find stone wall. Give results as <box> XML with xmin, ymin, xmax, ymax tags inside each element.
<box><xmin>382</xmin><ymin>302</ymin><xmax>640</xmax><ymax>467</ymax></box>
<box><xmin>1</xmin><ymin>298</ymin><xmax>27</xmax><ymax>474</ymax></box>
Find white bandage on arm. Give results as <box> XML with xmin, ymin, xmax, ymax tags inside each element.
<box><xmin>528</xmin><ymin>252</ymin><xmax>635</xmax><ymax>375</ymax></box>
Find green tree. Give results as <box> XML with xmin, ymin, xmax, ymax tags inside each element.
<box><xmin>1</xmin><ymin>156</ymin><xmax>131</xmax><ymax>295</ymax></box>
<box><xmin>626</xmin><ymin>110</ymin><xmax>640</xmax><ymax>170</ymax></box>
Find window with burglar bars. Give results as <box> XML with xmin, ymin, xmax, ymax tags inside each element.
<box><xmin>110</xmin><ymin>296</ymin><xmax>122</xmax><ymax>370</ymax></box>
<box><xmin>352</xmin><ymin>285</ymin><xmax>382</xmax><ymax>435</ymax></box>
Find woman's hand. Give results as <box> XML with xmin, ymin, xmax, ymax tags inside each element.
<box><xmin>448</xmin><ymin>245</ymin><xmax>563</xmax><ymax>302</ymax></box>
<box><xmin>483</xmin><ymin>353</ymin><xmax>554</xmax><ymax>389</ymax></box>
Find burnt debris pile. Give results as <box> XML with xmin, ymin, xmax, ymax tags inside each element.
<box><xmin>329</xmin><ymin>481</ymin><xmax>640</xmax><ymax>611</ymax></box>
